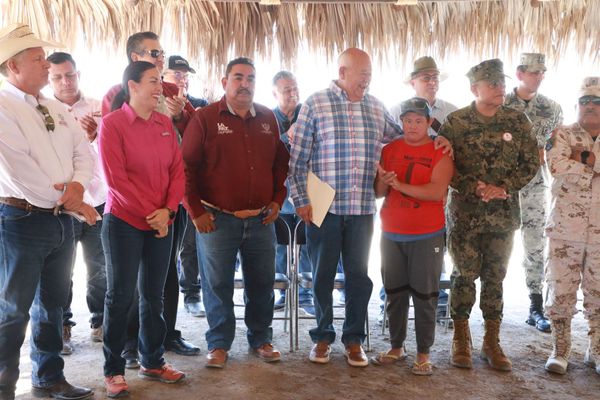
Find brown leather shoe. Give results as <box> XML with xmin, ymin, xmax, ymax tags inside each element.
<box><xmin>31</xmin><ymin>379</ymin><xmax>93</xmax><ymax>399</ymax></box>
<box><xmin>309</xmin><ymin>341</ymin><xmax>331</xmax><ymax>364</ymax></box>
<box><xmin>206</xmin><ymin>348</ymin><xmax>228</xmax><ymax>369</ymax></box>
<box><xmin>254</xmin><ymin>343</ymin><xmax>281</xmax><ymax>363</ymax></box>
<box><xmin>345</xmin><ymin>344</ymin><xmax>368</xmax><ymax>367</ymax></box>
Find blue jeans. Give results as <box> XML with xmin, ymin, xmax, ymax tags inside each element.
<box><xmin>177</xmin><ymin>207</ymin><xmax>202</xmax><ymax>303</ymax></box>
<box><xmin>275</xmin><ymin>213</ymin><xmax>312</xmax><ymax>305</ymax></box>
<box><xmin>306</xmin><ymin>213</ymin><xmax>374</xmax><ymax>345</ymax></box>
<box><xmin>195</xmin><ymin>211</ymin><xmax>275</xmax><ymax>351</ymax></box>
<box><xmin>0</xmin><ymin>205</ymin><xmax>75</xmax><ymax>390</ymax></box>
<box><xmin>63</xmin><ymin>204</ymin><xmax>106</xmax><ymax>328</ymax></box>
<box><xmin>102</xmin><ymin>214</ymin><xmax>172</xmax><ymax>376</ymax></box>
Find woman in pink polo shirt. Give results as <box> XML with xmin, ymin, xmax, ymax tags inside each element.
<box><xmin>372</xmin><ymin>97</ymin><xmax>453</xmax><ymax>376</ymax></box>
<box><xmin>98</xmin><ymin>61</ymin><xmax>185</xmax><ymax>398</ymax></box>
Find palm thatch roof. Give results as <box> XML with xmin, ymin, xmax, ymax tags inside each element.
<box><xmin>1</xmin><ymin>0</ymin><xmax>599</xmax><ymax>77</ymax></box>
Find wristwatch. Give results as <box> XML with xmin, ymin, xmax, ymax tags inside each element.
<box><xmin>581</xmin><ymin>151</ymin><xmax>590</xmax><ymax>166</ymax></box>
<box><xmin>166</xmin><ymin>207</ymin><xmax>176</xmax><ymax>219</ymax></box>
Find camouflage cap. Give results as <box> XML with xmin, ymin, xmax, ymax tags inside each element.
<box><xmin>399</xmin><ymin>97</ymin><xmax>432</xmax><ymax>119</ymax></box>
<box><xmin>518</xmin><ymin>53</ymin><xmax>546</xmax><ymax>72</ymax></box>
<box><xmin>579</xmin><ymin>77</ymin><xmax>600</xmax><ymax>98</ymax></box>
<box><xmin>466</xmin><ymin>58</ymin><xmax>508</xmax><ymax>85</ymax></box>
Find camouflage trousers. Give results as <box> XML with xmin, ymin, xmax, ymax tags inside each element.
<box><xmin>519</xmin><ymin>170</ymin><xmax>547</xmax><ymax>295</ymax></box>
<box><xmin>448</xmin><ymin>229</ymin><xmax>514</xmax><ymax>321</ymax></box>
<box><xmin>545</xmin><ymin>238</ymin><xmax>600</xmax><ymax>322</ymax></box>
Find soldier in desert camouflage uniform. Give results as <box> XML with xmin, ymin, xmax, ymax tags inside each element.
<box><xmin>439</xmin><ymin>59</ymin><xmax>539</xmax><ymax>372</ymax></box>
<box><xmin>544</xmin><ymin>77</ymin><xmax>600</xmax><ymax>376</ymax></box>
<box><xmin>505</xmin><ymin>53</ymin><xmax>563</xmax><ymax>333</ymax></box>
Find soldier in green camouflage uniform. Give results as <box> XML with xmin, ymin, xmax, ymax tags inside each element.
<box><xmin>439</xmin><ymin>59</ymin><xmax>539</xmax><ymax>372</ymax></box>
<box><xmin>505</xmin><ymin>53</ymin><xmax>563</xmax><ymax>333</ymax></box>
<box><xmin>544</xmin><ymin>77</ymin><xmax>600</xmax><ymax>376</ymax></box>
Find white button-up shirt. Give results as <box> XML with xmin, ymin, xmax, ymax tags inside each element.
<box><xmin>56</xmin><ymin>94</ymin><xmax>107</xmax><ymax>207</ymax></box>
<box><xmin>0</xmin><ymin>81</ymin><xmax>93</xmax><ymax>208</ymax></box>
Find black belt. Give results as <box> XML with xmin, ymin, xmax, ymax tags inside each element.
<box><xmin>0</xmin><ymin>197</ymin><xmax>57</xmax><ymax>214</ymax></box>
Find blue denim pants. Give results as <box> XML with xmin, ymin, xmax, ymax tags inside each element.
<box><xmin>195</xmin><ymin>211</ymin><xmax>275</xmax><ymax>351</ymax></box>
<box><xmin>177</xmin><ymin>207</ymin><xmax>202</xmax><ymax>303</ymax></box>
<box><xmin>306</xmin><ymin>213</ymin><xmax>374</xmax><ymax>345</ymax></box>
<box><xmin>0</xmin><ymin>205</ymin><xmax>75</xmax><ymax>391</ymax></box>
<box><xmin>63</xmin><ymin>203</ymin><xmax>107</xmax><ymax>328</ymax></box>
<box><xmin>275</xmin><ymin>213</ymin><xmax>312</xmax><ymax>305</ymax></box>
<box><xmin>101</xmin><ymin>214</ymin><xmax>172</xmax><ymax>377</ymax></box>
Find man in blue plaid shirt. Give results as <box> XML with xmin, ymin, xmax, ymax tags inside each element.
<box><xmin>289</xmin><ymin>48</ymin><xmax>403</xmax><ymax>367</ymax></box>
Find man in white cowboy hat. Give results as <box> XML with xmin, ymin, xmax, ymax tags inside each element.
<box><xmin>544</xmin><ymin>77</ymin><xmax>600</xmax><ymax>376</ymax></box>
<box><xmin>0</xmin><ymin>23</ymin><xmax>95</xmax><ymax>400</ymax></box>
<box><xmin>391</xmin><ymin>56</ymin><xmax>458</xmax><ymax>136</ymax></box>
<box><xmin>505</xmin><ymin>52</ymin><xmax>563</xmax><ymax>334</ymax></box>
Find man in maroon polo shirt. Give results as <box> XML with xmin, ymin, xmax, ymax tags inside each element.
<box><xmin>182</xmin><ymin>57</ymin><xmax>289</xmax><ymax>369</ymax></box>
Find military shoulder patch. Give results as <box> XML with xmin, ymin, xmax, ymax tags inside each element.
<box><xmin>545</xmin><ymin>128</ymin><xmax>558</xmax><ymax>151</ymax></box>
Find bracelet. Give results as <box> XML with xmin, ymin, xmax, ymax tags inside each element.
<box><xmin>581</xmin><ymin>151</ymin><xmax>590</xmax><ymax>166</ymax></box>
<box><xmin>166</xmin><ymin>207</ymin><xmax>176</xmax><ymax>219</ymax></box>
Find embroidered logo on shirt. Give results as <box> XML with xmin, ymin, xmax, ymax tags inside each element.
<box><xmin>261</xmin><ymin>123</ymin><xmax>273</xmax><ymax>135</ymax></box>
<box><xmin>217</xmin><ymin>123</ymin><xmax>233</xmax><ymax>135</ymax></box>
<box><xmin>161</xmin><ymin>131</ymin><xmax>170</xmax><ymax>136</ymax></box>
<box><xmin>57</xmin><ymin>113</ymin><xmax>68</xmax><ymax>127</ymax></box>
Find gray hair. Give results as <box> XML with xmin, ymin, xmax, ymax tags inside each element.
<box><xmin>272</xmin><ymin>70</ymin><xmax>296</xmax><ymax>86</ymax></box>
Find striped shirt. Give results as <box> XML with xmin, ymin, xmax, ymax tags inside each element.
<box><xmin>289</xmin><ymin>80</ymin><xmax>402</xmax><ymax>215</ymax></box>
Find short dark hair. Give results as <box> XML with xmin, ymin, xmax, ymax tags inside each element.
<box><xmin>272</xmin><ymin>70</ymin><xmax>296</xmax><ymax>86</ymax></box>
<box><xmin>126</xmin><ymin>31</ymin><xmax>159</xmax><ymax>64</ymax></box>
<box><xmin>225</xmin><ymin>57</ymin><xmax>254</xmax><ymax>77</ymax></box>
<box><xmin>47</xmin><ymin>52</ymin><xmax>77</xmax><ymax>69</ymax></box>
<box><xmin>516</xmin><ymin>65</ymin><xmax>528</xmax><ymax>73</ymax></box>
<box><xmin>111</xmin><ymin>61</ymin><xmax>157</xmax><ymax>111</ymax></box>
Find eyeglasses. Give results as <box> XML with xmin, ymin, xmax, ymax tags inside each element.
<box><xmin>579</xmin><ymin>96</ymin><xmax>600</xmax><ymax>106</ymax></box>
<box><xmin>138</xmin><ymin>49</ymin><xmax>165</xmax><ymax>59</ymax></box>
<box><xmin>36</xmin><ymin>103</ymin><xmax>55</xmax><ymax>132</ymax></box>
<box><xmin>417</xmin><ymin>74</ymin><xmax>440</xmax><ymax>83</ymax></box>
<box><xmin>165</xmin><ymin>70</ymin><xmax>189</xmax><ymax>81</ymax></box>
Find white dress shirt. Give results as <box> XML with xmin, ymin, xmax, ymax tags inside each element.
<box><xmin>56</xmin><ymin>94</ymin><xmax>108</xmax><ymax>207</ymax></box>
<box><xmin>0</xmin><ymin>81</ymin><xmax>93</xmax><ymax>208</ymax></box>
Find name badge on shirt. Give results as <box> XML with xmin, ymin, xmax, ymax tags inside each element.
<box><xmin>162</xmin><ymin>131</ymin><xmax>170</xmax><ymax>136</ymax></box>
<box><xmin>57</xmin><ymin>113</ymin><xmax>68</xmax><ymax>127</ymax></box>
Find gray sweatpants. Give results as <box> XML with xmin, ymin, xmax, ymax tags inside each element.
<box><xmin>381</xmin><ymin>234</ymin><xmax>444</xmax><ymax>353</ymax></box>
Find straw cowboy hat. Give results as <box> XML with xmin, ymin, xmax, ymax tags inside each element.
<box><xmin>404</xmin><ymin>56</ymin><xmax>448</xmax><ymax>83</ymax></box>
<box><xmin>0</xmin><ymin>23</ymin><xmax>63</xmax><ymax>65</ymax></box>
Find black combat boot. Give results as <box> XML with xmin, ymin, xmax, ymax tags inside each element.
<box><xmin>526</xmin><ymin>293</ymin><xmax>551</xmax><ymax>333</ymax></box>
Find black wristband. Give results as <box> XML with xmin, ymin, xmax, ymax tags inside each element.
<box><xmin>581</xmin><ymin>151</ymin><xmax>590</xmax><ymax>166</ymax></box>
<box><xmin>166</xmin><ymin>208</ymin><xmax>176</xmax><ymax>219</ymax></box>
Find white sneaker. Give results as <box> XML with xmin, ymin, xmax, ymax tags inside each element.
<box><xmin>545</xmin><ymin>354</ymin><xmax>568</xmax><ymax>375</ymax></box>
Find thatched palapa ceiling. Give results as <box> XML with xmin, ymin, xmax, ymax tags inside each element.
<box><xmin>1</xmin><ymin>0</ymin><xmax>599</xmax><ymax>75</ymax></box>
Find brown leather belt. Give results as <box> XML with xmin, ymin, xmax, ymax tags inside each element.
<box><xmin>0</xmin><ymin>197</ymin><xmax>56</xmax><ymax>214</ymax></box>
<box><xmin>201</xmin><ymin>200</ymin><xmax>264</xmax><ymax>219</ymax></box>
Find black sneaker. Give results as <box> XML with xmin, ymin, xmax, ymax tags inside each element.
<box><xmin>122</xmin><ymin>349</ymin><xmax>139</xmax><ymax>369</ymax></box>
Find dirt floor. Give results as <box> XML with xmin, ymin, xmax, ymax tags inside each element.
<box><xmin>12</xmin><ymin>232</ymin><xmax>600</xmax><ymax>400</ymax></box>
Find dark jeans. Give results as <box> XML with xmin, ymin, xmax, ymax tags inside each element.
<box><xmin>63</xmin><ymin>203</ymin><xmax>107</xmax><ymax>328</ymax></box>
<box><xmin>196</xmin><ymin>211</ymin><xmax>275</xmax><ymax>350</ymax></box>
<box><xmin>102</xmin><ymin>214</ymin><xmax>172</xmax><ymax>376</ymax></box>
<box><xmin>306</xmin><ymin>213</ymin><xmax>374</xmax><ymax>345</ymax></box>
<box><xmin>0</xmin><ymin>205</ymin><xmax>75</xmax><ymax>391</ymax></box>
<box><xmin>176</xmin><ymin>207</ymin><xmax>202</xmax><ymax>303</ymax></box>
<box><xmin>275</xmin><ymin>213</ymin><xmax>312</xmax><ymax>305</ymax></box>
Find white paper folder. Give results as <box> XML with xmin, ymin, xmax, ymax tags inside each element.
<box><xmin>307</xmin><ymin>171</ymin><xmax>335</xmax><ymax>227</ymax></box>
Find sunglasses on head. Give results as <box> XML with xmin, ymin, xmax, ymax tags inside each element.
<box><xmin>36</xmin><ymin>103</ymin><xmax>55</xmax><ymax>132</ymax></box>
<box><xmin>579</xmin><ymin>96</ymin><xmax>600</xmax><ymax>106</ymax></box>
<box><xmin>139</xmin><ymin>49</ymin><xmax>165</xmax><ymax>58</ymax></box>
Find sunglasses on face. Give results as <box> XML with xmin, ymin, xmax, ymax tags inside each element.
<box><xmin>138</xmin><ymin>49</ymin><xmax>165</xmax><ymax>58</ymax></box>
<box><xmin>36</xmin><ymin>103</ymin><xmax>55</xmax><ymax>132</ymax></box>
<box><xmin>579</xmin><ymin>96</ymin><xmax>600</xmax><ymax>106</ymax></box>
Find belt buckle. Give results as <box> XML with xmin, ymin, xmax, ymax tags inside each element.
<box><xmin>234</xmin><ymin>209</ymin><xmax>253</xmax><ymax>219</ymax></box>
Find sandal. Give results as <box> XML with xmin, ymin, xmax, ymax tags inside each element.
<box><xmin>370</xmin><ymin>350</ymin><xmax>407</xmax><ymax>366</ymax></box>
<box><xmin>411</xmin><ymin>360</ymin><xmax>433</xmax><ymax>376</ymax></box>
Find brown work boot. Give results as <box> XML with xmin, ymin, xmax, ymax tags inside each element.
<box><xmin>545</xmin><ymin>319</ymin><xmax>571</xmax><ymax>374</ymax></box>
<box><xmin>451</xmin><ymin>319</ymin><xmax>472</xmax><ymax>368</ymax></box>
<box><xmin>61</xmin><ymin>325</ymin><xmax>74</xmax><ymax>355</ymax></box>
<box><xmin>480</xmin><ymin>319</ymin><xmax>512</xmax><ymax>371</ymax></box>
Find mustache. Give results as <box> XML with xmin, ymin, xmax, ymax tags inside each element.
<box><xmin>237</xmin><ymin>88</ymin><xmax>252</xmax><ymax>95</ymax></box>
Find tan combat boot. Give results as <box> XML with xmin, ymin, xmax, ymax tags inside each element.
<box><xmin>583</xmin><ymin>323</ymin><xmax>600</xmax><ymax>375</ymax></box>
<box><xmin>545</xmin><ymin>319</ymin><xmax>571</xmax><ymax>375</ymax></box>
<box><xmin>451</xmin><ymin>319</ymin><xmax>472</xmax><ymax>368</ymax></box>
<box><xmin>480</xmin><ymin>319</ymin><xmax>512</xmax><ymax>371</ymax></box>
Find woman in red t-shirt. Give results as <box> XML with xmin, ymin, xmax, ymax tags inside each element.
<box><xmin>372</xmin><ymin>97</ymin><xmax>453</xmax><ymax>375</ymax></box>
